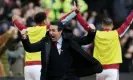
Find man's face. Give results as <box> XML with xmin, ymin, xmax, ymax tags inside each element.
<box><xmin>49</xmin><ymin>25</ymin><xmax>62</xmax><ymax>41</ymax></box>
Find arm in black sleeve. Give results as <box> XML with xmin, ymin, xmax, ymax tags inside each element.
<box><xmin>74</xmin><ymin>32</ymin><xmax>96</xmax><ymax>45</ymax></box>
<box><xmin>21</xmin><ymin>36</ymin><xmax>45</xmax><ymax>52</ymax></box>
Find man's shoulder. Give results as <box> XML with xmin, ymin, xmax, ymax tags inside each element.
<box><xmin>63</xmin><ymin>33</ymin><xmax>74</xmax><ymax>39</ymax></box>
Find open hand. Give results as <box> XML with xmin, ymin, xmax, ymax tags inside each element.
<box><xmin>71</xmin><ymin>1</ymin><xmax>81</xmax><ymax>11</ymax></box>
<box><xmin>21</xmin><ymin>29</ymin><xmax>27</xmax><ymax>39</ymax></box>
<box><xmin>12</xmin><ymin>15</ymin><xmax>21</xmax><ymax>21</ymax></box>
<box><xmin>88</xmin><ymin>24</ymin><xmax>96</xmax><ymax>31</ymax></box>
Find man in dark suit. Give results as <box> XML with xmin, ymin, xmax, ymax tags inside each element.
<box><xmin>12</xmin><ymin>10</ymin><xmax>103</xmax><ymax>80</ymax></box>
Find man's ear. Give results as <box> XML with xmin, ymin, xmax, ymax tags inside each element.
<box><xmin>59</xmin><ymin>30</ymin><xmax>63</xmax><ymax>33</ymax></box>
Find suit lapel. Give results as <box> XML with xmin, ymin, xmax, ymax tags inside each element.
<box><xmin>45</xmin><ymin>39</ymin><xmax>51</xmax><ymax>64</ymax></box>
<box><xmin>61</xmin><ymin>39</ymin><xmax>69</xmax><ymax>54</ymax></box>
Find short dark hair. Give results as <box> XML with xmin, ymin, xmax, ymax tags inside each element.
<box><xmin>51</xmin><ymin>21</ymin><xmax>64</xmax><ymax>31</ymax></box>
<box><xmin>57</xmin><ymin>21</ymin><xmax>64</xmax><ymax>31</ymax></box>
<box><xmin>34</xmin><ymin>12</ymin><xmax>46</xmax><ymax>24</ymax></box>
<box><xmin>102</xmin><ymin>17</ymin><xmax>113</xmax><ymax>25</ymax></box>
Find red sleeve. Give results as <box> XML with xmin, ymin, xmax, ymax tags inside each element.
<box><xmin>117</xmin><ymin>10</ymin><xmax>133</xmax><ymax>37</ymax></box>
<box><xmin>76</xmin><ymin>13</ymin><xmax>90</xmax><ymax>31</ymax></box>
<box><xmin>12</xmin><ymin>20</ymin><xmax>26</xmax><ymax>31</ymax></box>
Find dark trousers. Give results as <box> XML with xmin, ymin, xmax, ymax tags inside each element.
<box><xmin>47</xmin><ymin>75</ymin><xmax>80</xmax><ymax>80</ymax></box>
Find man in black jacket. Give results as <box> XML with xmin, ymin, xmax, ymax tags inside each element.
<box><xmin>12</xmin><ymin>11</ymin><xmax>102</xmax><ymax>80</ymax></box>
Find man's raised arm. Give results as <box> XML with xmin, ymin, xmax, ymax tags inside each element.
<box><xmin>117</xmin><ymin>10</ymin><xmax>133</xmax><ymax>38</ymax></box>
<box><xmin>12</xmin><ymin>15</ymin><xmax>43</xmax><ymax>52</ymax></box>
<box><xmin>76</xmin><ymin>12</ymin><xmax>96</xmax><ymax>32</ymax></box>
<box><xmin>59</xmin><ymin>10</ymin><xmax>79</xmax><ymax>25</ymax></box>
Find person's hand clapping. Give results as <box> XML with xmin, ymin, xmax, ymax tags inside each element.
<box><xmin>21</xmin><ymin>29</ymin><xmax>27</xmax><ymax>39</ymax></box>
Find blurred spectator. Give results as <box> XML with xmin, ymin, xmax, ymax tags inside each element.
<box><xmin>5</xmin><ymin>28</ymin><xmax>24</xmax><ymax>76</ymax></box>
<box><xmin>120</xmin><ymin>29</ymin><xmax>133</xmax><ymax>72</ymax></box>
<box><xmin>0</xmin><ymin>58</ymin><xmax>6</xmax><ymax>76</ymax></box>
<box><xmin>7</xmin><ymin>41</ymin><xmax>24</xmax><ymax>76</ymax></box>
<box><xmin>0</xmin><ymin>26</ymin><xmax>16</xmax><ymax>76</ymax></box>
<box><xmin>88</xmin><ymin>11</ymin><xmax>97</xmax><ymax>24</ymax></box>
<box><xmin>113</xmin><ymin>0</ymin><xmax>129</xmax><ymax>22</ymax></box>
<box><xmin>0</xmin><ymin>0</ymin><xmax>132</xmax><ymax>78</ymax></box>
<box><xmin>0</xmin><ymin>6</ymin><xmax>5</xmax><ymax>20</ymax></box>
<box><xmin>12</xmin><ymin>8</ymin><xmax>22</xmax><ymax>17</ymax></box>
<box><xmin>16</xmin><ymin>0</ymin><xmax>22</xmax><ymax>7</ymax></box>
<box><xmin>0</xmin><ymin>20</ymin><xmax>10</xmax><ymax>34</ymax></box>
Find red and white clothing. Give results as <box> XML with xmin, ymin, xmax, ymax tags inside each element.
<box><xmin>24</xmin><ymin>65</ymin><xmax>41</xmax><ymax>80</ymax></box>
<box><xmin>12</xmin><ymin>10</ymin><xmax>79</xmax><ymax>80</ymax></box>
<box><xmin>96</xmin><ymin>69</ymin><xmax>119</xmax><ymax>80</ymax></box>
<box><xmin>76</xmin><ymin>10</ymin><xmax>133</xmax><ymax>80</ymax></box>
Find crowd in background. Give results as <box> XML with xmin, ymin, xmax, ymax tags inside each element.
<box><xmin>0</xmin><ymin>0</ymin><xmax>133</xmax><ymax>77</ymax></box>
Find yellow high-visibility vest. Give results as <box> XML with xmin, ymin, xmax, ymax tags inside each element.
<box><xmin>25</xmin><ymin>26</ymin><xmax>46</xmax><ymax>62</ymax></box>
<box><xmin>93</xmin><ymin>30</ymin><xmax>122</xmax><ymax>65</ymax></box>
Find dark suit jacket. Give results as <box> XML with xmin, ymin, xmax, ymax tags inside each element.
<box><xmin>21</xmin><ymin>32</ymin><xmax>103</xmax><ymax>80</ymax></box>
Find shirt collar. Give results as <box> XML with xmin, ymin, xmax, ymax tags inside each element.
<box><xmin>57</xmin><ymin>36</ymin><xmax>63</xmax><ymax>45</ymax></box>
<box><xmin>36</xmin><ymin>23</ymin><xmax>46</xmax><ymax>26</ymax></box>
<box><xmin>103</xmin><ymin>28</ymin><xmax>110</xmax><ymax>31</ymax></box>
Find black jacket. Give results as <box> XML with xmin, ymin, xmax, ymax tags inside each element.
<box><xmin>21</xmin><ymin>31</ymin><xmax>103</xmax><ymax>80</ymax></box>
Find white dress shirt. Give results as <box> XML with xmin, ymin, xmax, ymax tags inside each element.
<box><xmin>56</xmin><ymin>36</ymin><xmax>63</xmax><ymax>55</ymax></box>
